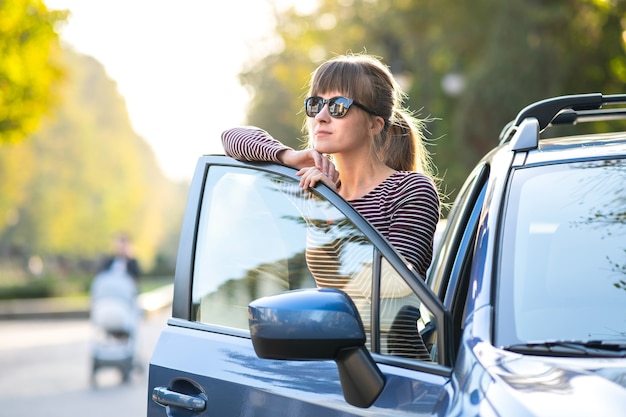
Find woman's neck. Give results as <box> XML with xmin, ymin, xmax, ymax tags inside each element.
<box><xmin>334</xmin><ymin>155</ymin><xmax>395</xmax><ymax>200</ymax></box>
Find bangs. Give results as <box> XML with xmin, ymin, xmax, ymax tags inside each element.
<box><xmin>310</xmin><ymin>60</ymin><xmax>372</xmax><ymax>103</ymax></box>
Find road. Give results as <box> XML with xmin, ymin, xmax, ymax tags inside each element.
<box><xmin>0</xmin><ymin>308</ymin><xmax>169</xmax><ymax>417</ymax></box>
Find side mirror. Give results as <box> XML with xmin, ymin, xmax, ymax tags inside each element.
<box><xmin>249</xmin><ymin>288</ymin><xmax>385</xmax><ymax>408</ymax></box>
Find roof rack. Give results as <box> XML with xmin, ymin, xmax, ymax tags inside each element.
<box><xmin>499</xmin><ymin>93</ymin><xmax>626</xmax><ymax>150</ymax></box>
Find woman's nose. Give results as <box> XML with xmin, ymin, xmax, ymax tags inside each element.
<box><xmin>315</xmin><ymin>103</ymin><xmax>331</xmax><ymax>122</ymax></box>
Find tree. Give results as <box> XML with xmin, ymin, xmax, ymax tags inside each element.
<box><xmin>239</xmin><ymin>0</ymin><xmax>626</xmax><ymax>205</ymax></box>
<box><xmin>0</xmin><ymin>48</ymin><xmax>187</xmax><ymax>276</ymax></box>
<box><xmin>0</xmin><ymin>0</ymin><xmax>67</xmax><ymax>144</ymax></box>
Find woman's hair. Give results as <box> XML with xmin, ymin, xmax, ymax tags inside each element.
<box><xmin>304</xmin><ymin>53</ymin><xmax>436</xmax><ymax>178</ymax></box>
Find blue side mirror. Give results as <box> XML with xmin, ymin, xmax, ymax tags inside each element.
<box><xmin>249</xmin><ymin>288</ymin><xmax>384</xmax><ymax>408</ymax></box>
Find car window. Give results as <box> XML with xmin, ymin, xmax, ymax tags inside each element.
<box><xmin>426</xmin><ymin>164</ymin><xmax>488</xmax><ymax>354</ymax></box>
<box><xmin>190</xmin><ymin>165</ymin><xmax>437</xmax><ymax>362</ymax></box>
<box><xmin>428</xmin><ymin>164</ymin><xmax>489</xmax><ymax>301</ymax></box>
<box><xmin>380</xmin><ymin>258</ymin><xmax>435</xmax><ymax>361</ymax></box>
<box><xmin>497</xmin><ymin>158</ymin><xmax>626</xmax><ymax>346</ymax></box>
<box><xmin>191</xmin><ymin>166</ymin><xmax>317</xmax><ymax>329</ymax></box>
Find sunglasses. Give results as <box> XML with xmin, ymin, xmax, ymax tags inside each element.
<box><xmin>304</xmin><ymin>96</ymin><xmax>379</xmax><ymax>118</ymax></box>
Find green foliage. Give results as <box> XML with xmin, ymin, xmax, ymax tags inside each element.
<box><xmin>0</xmin><ymin>273</ymin><xmax>173</xmax><ymax>300</ymax></box>
<box><xmin>0</xmin><ymin>47</ymin><xmax>187</xmax><ymax>275</ymax></box>
<box><xmin>240</xmin><ymin>0</ymin><xmax>626</xmax><ymax>205</ymax></box>
<box><xmin>0</xmin><ymin>0</ymin><xmax>68</xmax><ymax>144</ymax></box>
<box><xmin>0</xmin><ymin>277</ymin><xmax>55</xmax><ymax>300</ymax></box>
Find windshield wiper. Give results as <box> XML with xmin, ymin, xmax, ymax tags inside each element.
<box><xmin>505</xmin><ymin>340</ymin><xmax>626</xmax><ymax>358</ymax></box>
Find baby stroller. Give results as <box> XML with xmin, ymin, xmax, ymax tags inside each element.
<box><xmin>89</xmin><ymin>270</ymin><xmax>140</xmax><ymax>386</ymax></box>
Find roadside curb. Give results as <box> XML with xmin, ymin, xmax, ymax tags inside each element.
<box><xmin>0</xmin><ymin>284</ymin><xmax>173</xmax><ymax>320</ymax></box>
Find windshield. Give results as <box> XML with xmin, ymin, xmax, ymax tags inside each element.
<box><xmin>496</xmin><ymin>158</ymin><xmax>626</xmax><ymax>347</ymax></box>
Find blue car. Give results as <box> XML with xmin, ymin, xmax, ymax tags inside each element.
<box><xmin>147</xmin><ymin>93</ymin><xmax>626</xmax><ymax>416</ymax></box>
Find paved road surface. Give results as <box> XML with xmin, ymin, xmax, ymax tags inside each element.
<box><xmin>0</xmin><ymin>309</ymin><xmax>169</xmax><ymax>417</ymax></box>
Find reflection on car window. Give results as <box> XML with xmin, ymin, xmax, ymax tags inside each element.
<box><xmin>190</xmin><ymin>166</ymin><xmax>436</xmax><ymax>363</ymax></box>
<box><xmin>380</xmin><ymin>258</ymin><xmax>435</xmax><ymax>361</ymax></box>
<box><xmin>497</xmin><ymin>159</ymin><xmax>626</xmax><ymax>346</ymax></box>
<box><xmin>192</xmin><ymin>167</ymin><xmax>315</xmax><ymax>329</ymax></box>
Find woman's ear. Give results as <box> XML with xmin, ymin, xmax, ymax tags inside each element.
<box><xmin>370</xmin><ymin>116</ymin><xmax>385</xmax><ymax>136</ymax></box>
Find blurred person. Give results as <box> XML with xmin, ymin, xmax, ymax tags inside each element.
<box><xmin>99</xmin><ymin>232</ymin><xmax>141</xmax><ymax>282</ymax></box>
<box><xmin>90</xmin><ymin>232</ymin><xmax>142</xmax><ymax>384</ymax></box>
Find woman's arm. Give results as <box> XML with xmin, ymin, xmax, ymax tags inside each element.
<box><xmin>221</xmin><ymin>126</ymin><xmax>291</xmax><ymax>163</ymax></box>
<box><xmin>222</xmin><ymin>126</ymin><xmax>339</xmax><ymax>182</ymax></box>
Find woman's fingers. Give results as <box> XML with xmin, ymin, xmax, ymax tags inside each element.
<box><xmin>297</xmin><ymin>167</ymin><xmax>319</xmax><ymax>189</ymax></box>
<box><xmin>296</xmin><ymin>166</ymin><xmax>338</xmax><ymax>191</ymax></box>
<box><xmin>323</xmin><ymin>161</ymin><xmax>339</xmax><ymax>183</ymax></box>
<box><xmin>311</xmin><ymin>151</ymin><xmax>339</xmax><ymax>182</ymax></box>
<box><xmin>279</xmin><ymin>148</ymin><xmax>337</xmax><ymax>182</ymax></box>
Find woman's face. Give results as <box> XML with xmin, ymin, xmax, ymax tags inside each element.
<box><xmin>308</xmin><ymin>90</ymin><xmax>378</xmax><ymax>156</ymax></box>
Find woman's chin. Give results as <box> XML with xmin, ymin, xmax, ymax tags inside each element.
<box><xmin>314</xmin><ymin>143</ymin><xmax>334</xmax><ymax>155</ymax></box>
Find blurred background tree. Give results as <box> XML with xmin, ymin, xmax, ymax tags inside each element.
<box><xmin>0</xmin><ymin>1</ymin><xmax>186</xmax><ymax>289</ymax></box>
<box><xmin>241</xmin><ymin>0</ymin><xmax>626</xmax><ymax>206</ymax></box>
<box><xmin>0</xmin><ymin>0</ymin><xmax>67</xmax><ymax>144</ymax></box>
<box><xmin>0</xmin><ymin>45</ymin><xmax>187</xmax><ymax>285</ymax></box>
<box><xmin>0</xmin><ymin>49</ymin><xmax>187</xmax><ymax>270</ymax></box>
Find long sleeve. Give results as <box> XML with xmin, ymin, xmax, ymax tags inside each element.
<box><xmin>350</xmin><ymin>172</ymin><xmax>440</xmax><ymax>278</ymax></box>
<box><xmin>221</xmin><ymin>126</ymin><xmax>293</xmax><ymax>163</ymax></box>
<box><xmin>386</xmin><ymin>175</ymin><xmax>440</xmax><ymax>277</ymax></box>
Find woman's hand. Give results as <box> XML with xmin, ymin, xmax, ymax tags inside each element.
<box><xmin>296</xmin><ymin>166</ymin><xmax>339</xmax><ymax>192</ymax></box>
<box><xmin>279</xmin><ymin>149</ymin><xmax>339</xmax><ymax>182</ymax></box>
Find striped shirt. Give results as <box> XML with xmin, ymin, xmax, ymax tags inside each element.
<box><xmin>221</xmin><ymin>126</ymin><xmax>441</xmax><ymax>278</ymax></box>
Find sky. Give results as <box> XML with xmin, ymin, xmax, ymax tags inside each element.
<box><xmin>44</xmin><ymin>0</ymin><xmax>306</xmax><ymax>181</ymax></box>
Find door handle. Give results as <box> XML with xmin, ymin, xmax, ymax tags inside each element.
<box><xmin>152</xmin><ymin>386</ymin><xmax>207</xmax><ymax>411</ymax></box>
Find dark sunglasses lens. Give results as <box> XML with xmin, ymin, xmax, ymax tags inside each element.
<box><xmin>305</xmin><ymin>97</ymin><xmax>322</xmax><ymax>117</ymax></box>
<box><xmin>328</xmin><ymin>97</ymin><xmax>350</xmax><ymax>118</ymax></box>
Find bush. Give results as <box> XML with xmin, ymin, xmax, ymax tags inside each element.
<box><xmin>0</xmin><ymin>274</ymin><xmax>173</xmax><ymax>300</ymax></box>
<box><xmin>0</xmin><ymin>279</ymin><xmax>55</xmax><ymax>300</ymax></box>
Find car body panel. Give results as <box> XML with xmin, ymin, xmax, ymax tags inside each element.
<box><xmin>148</xmin><ymin>321</ymin><xmax>450</xmax><ymax>417</ymax></box>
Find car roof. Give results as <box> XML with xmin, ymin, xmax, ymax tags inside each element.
<box><xmin>525</xmin><ymin>133</ymin><xmax>626</xmax><ymax>165</ymax></box>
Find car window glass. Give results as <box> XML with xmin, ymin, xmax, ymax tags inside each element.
<box><xmin>379</xmin><ymin>258</ymin><xmax>436</xmax><ymax>362</ymax></box>
<box><xmin>191</xmin><ymin>167</ymin><xmax>377</xmax><ymax>332</ymax></box>
<box><xmin>428</xmin><ymin>164</ymin><xmax>489</xmax><ymax>297</ymax></box>
<box><xmin>191</xmin><ymin>165</ymin><xmax>437</xmax><ymax>363</ymax></box>
<box><xmin>497</xmin><ymin>159</ymin><xmax>626</xmax><ymax>346</ymax></box>
<box><xmin>191</xmin><ymin>167</ymin><xmax>315</xmax><ymax>329</ymax></box>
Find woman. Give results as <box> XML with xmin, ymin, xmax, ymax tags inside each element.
<box><xmin>222</xmin><ymin>53</ymin><xmax>441</xmax><ymax>278</ymax></box>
